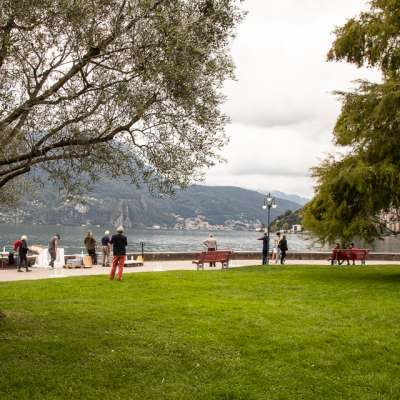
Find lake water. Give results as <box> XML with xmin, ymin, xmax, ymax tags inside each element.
<box><xmin>0</xmin><ymin>223</ymin><xmax>399</xmax><ymax>255</ymax></box>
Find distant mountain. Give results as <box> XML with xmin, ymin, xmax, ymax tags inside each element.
<box><xmin>270</xmin><ymin>191</ymin><xmax>309</xmax><ymax>206</ymax></box>
<box><xmin>0</xmin><ymin>183</ymin><xmax>302</xmax><ymax>230</ymax></box>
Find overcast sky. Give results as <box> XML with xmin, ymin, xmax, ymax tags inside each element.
<box><xmin>204</xmin><ymin>0</ymin><xmax>379</xmax><ymax>197</ymax></box>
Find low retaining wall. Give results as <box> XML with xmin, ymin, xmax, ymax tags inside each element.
<box><xmin>65</xmin><ymin>251</ymin><xmax>400</xmax><ymax>262</ymax></box>
<box><xmin>1</xmin><ymin>251</ymin><xmax>399</xmax><ymax>270</ymax></box>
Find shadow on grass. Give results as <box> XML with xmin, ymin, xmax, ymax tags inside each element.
<box><xmin>312</xmin><ymin>270</ymin><xmax>400</xmax><ymax>285</ymax></box>
<box><xmin>232</xmin><ymin>264</ymin><xmax>400</xmax><ymax>285</ymax></box>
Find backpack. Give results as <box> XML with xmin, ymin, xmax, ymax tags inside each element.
<box><xmin>13</xmin><ymin>240</ymin><xmax>22</xmax><ymax>251</ymax></box>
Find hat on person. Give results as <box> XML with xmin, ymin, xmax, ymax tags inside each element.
<box><xmin>116</xmin><ymin>226</ymin><xmax>124</xmax><ymax>233</ymax></box>
<box><xmin>105</xmin><ymin>230</ymin><xmax>110</xmax><ymax>235</ymax></box>
<box><xmin>21</xmin><ymin>235</ymin><xmax>27</xmax><ymax>240</ymax></box>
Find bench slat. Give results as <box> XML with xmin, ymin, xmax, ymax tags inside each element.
<box><xmin>192</xmin><ymin>250</ymin><xmax>232</xmax><ymax>270</ymax></box>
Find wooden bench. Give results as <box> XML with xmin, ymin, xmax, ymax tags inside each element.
<box><xmin>192</xmin><ymin>250</ymin><xmax>232</xmax><ymax>270</ymax></box>
<box><xmin>330</xmin><ymin>249</ymin><xmax>368</xmax><ymax>265</ymax></box>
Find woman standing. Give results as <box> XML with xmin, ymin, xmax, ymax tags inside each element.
<box><xmin>84</xmin><ymin>231</ymin><xmax>97</xmax><ymax>265</ymax></box>
<box><xmin>271</xmin><ymin>232</ymin><xmax>281</xmax><ymax>264</ymax></box>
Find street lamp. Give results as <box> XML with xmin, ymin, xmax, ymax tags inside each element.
<box><xmin>262</xmin><ymin>193</ymin><xmax>277</xmax><ymax>265</ymax></box>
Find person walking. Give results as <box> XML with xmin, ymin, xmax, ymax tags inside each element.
<box><xmin>278</xmin><ymin>235</ymin><xmax>288</xmax><ymax>265</ymax></box>
<box><xmin>48</xmin><ymin>234</ymin><xmax>60</xmax><ymax>269</ymax></box>
<box><xmin>203</xmin><ymin>233</ymin><xmax>217</xmax><ymax>267</ymax></box>
<box><xmin>109</xmin><ymin>226</ymin><xmax>128</xmax><ymax>281</ymax></box>
<box><xmin>257</xmin><ymin>232</ymin><xmax>269</xmax><ymax>265</ymax></box>
<box><xmin>17</xmin><ymin>235</ymin><xmax>31</xmax><ymax>272</ymax></box>
<box><xmin>271</xmin><ymin>232</ymin><xmax>281</xmax><ymax>264</ymax></box>
<box><xmin>84</xmin><ymin>231</ymin><xmax>97</xmax><ymax>265</ymax></box>
<box><xmin>101</xmin><ymin>230</ymin><xmax>111</xmax><ymax>267</ymax></box>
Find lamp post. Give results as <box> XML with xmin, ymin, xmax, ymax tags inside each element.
<box><xmin>262</xmin><ymin>193</ymin><xmax>277</xmax><ymax>265</ymax></box>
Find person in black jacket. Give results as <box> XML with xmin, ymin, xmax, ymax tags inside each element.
<box><xmin>257</xmin><ymin>232</ymin><xmax>269</xmax><ymax>265</ymax></box>
<box><xmin>84</xmin><ymin>231</ymin><xmax>97</xmax><ymax>265</ymax></box>
<box><xmin>109</xmin><ymin>226</ymin><xmax>128</xmax><ymax>281</ymax></box>
<box><xmin>18</xmin><ymin>235</ymin><xmax>31</xmax><ymax>272</ymax></box>
<box><xmin>278</xmin><ymin>235</ymin><xmax>288</xmax><ymax>265</ymax></box>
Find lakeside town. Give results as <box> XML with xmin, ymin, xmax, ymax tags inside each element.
<box><xmin>0</xmin><ymin>207</ymin><xmax>304</xmax><ymax>234</ymax></box>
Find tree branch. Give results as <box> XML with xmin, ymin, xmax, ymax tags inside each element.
<box><xmin>0</xmin><ymin>0</ymin><xmax>166</xmax><ymax>131</ymax></box>
<box><xmin>0</xmin><ymin>93</ymin><xmax>157</xmax><ymax>170</ymax></box>
<box><xmin>0</xmin><ymin>165</ymin><xmax>30</xmax><ymax>188</ymax></box>
<box><xmin>0</xmin><ymin>17</ymin><xmax>15</xmax><ymax>70</ymax></box>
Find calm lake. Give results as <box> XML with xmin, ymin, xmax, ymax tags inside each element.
<box><xmin>0</xmin><ymin>223</ymin><xmax>399</xmax><ymax>255</ymax></box>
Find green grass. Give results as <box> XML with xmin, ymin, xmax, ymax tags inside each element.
<box><xmin>1</xmin><ymin>265</ymin><xmax>400</xmax><ymax>399</ymax></box>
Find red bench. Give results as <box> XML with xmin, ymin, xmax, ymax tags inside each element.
<box><xmin>192</xmin><ymin>250</ymin><xmax>232</xmax><ymax>270</ymax></box>
<box><xmin>330</xmin><ymin>249</ymin><xmax>368</xmax><ymax>265</ymax></box>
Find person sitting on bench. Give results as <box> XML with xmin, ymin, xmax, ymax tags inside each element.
<box><xmin>347</xmin><ymin>243</ymin><xmax>358</xmax><ymax>265</ymax></box>
<box><xmin>329</xmin><ymin>243</ymin><xmax>340</xmax><ymax>265</ymax></box>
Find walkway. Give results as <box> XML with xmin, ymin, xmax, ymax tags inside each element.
<box><xmin>1</xmin><ymin>259</ymin><xmax>399</xmax><ymax>282</ymax></box>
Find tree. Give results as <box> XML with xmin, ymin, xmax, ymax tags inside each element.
<box><xmin>0</xmin><ymin>0</ymin><xmax>243</xmax><ymax>201</ymax></box>
<box><xmin>270</xmin><ymin>209</ymin><xmax>301</xmax><ymax>232</ymax></box>
<box><xmin>303</xmin><ymin>0</ymin><xmax>400</xmax><ymax>244</ymax></box>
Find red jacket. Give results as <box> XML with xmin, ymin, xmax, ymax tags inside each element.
<box><xmin>13</xmin><ymin>239</ymin><xmax>22</xmax><ymax>251</ymax></box>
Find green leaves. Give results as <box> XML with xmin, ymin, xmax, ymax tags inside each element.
<box><xmin>305</xmin><ymin>0</ymin><xmax>400</xmax><ymax>243</ymax></box>
<box><xmin>328</xmin><ymin>1</ymin><xmax>400</xmax><ymax>78</ymax></box>
<box><xmin>0</xmin><ymin>0</ymin><xmax>244</xmax><ymax>200</ymax></box>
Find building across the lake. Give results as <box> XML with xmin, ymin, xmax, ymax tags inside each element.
<box><xmin>291</xmin><ymin>224</ymin><xmax>303</xmax><ymax>233</ymax></box>
<box><xmin>381</xmin><ymin>210</ymin><xmax>400</xmax><ymax>233</ymax></box>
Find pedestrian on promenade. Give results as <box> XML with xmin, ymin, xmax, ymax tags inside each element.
<box><xmin>48</xmin><ymin>234</ymin><xmax>60</xmax><ymax>268</ymax></box>
<box><xmin>101</xmin><ymin>230</ymin><xmax>111</xmax><ymax>267</ymax></box>
<box><xmin>84</xmin><ymin>231</ymin><xmax>97</xmax><ymax>265</ymax></box>
<box><xmin>17</xmin><ymin>235</ymin><xmax>31</xmax><ymax>272</ymax></box>
<box><xmin>279</xmin><ymin>235</ymin><xmax>288</xmax><ymax>264</ymax></box>
<box><xmin>203</xmin><ymin>233</ymin><xmax>217</xmax><ymax>267</ymax></box>
<box><xmin>271</xmin><ymin>232</ymin><xmax>281</xmax><ymax>264</ymax></box>
<box><xmin>257</xmin><ymin>231</ymin><xmax>269</xmax><ymax>265</ymax></box>
<box><xmin>109</xmin><ymin>226</ymin><xmax>128</xmax><ymax>281</ymax></box>
<box><xmin>12</xmin><ymin>237</ymin><xmax>22</xmax><ymax>266</ymax></box>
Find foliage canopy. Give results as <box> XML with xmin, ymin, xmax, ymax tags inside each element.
<box><xmin>303</xmin><ymin>0</ymin><xmax>400</xmax><ymax>243</ymax></box>
<box><xmin>0</xmin><ymin>0</ymin><xmax>243</xmax><ymax>200</ymax></box>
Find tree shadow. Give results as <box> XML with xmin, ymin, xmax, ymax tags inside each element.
<box><xmin>313</xmin><ymin>269</ymin><xmax>400</xmax><ymax>285</ymax></box>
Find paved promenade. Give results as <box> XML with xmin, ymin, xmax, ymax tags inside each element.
<box><xmin>0</xmin><ymin>259</ymin><xmax>399</xmax><ymax>282</ymax></box>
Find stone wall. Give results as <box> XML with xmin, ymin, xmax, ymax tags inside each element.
<box><xmin>64</xmin><ymin>251</ymin><xmax>400</xmax><ymax>262</ymax></box>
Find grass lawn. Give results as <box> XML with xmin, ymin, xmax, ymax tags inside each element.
<box><xmin>1</xmin><ymin>265</ymin><xmax>400</xmax><ymax>399</ymax></box>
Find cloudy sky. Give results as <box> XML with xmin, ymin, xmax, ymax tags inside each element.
<box><xmin>204</xmin><ymin>0</ymin><xmax>379</xmax><ymax>197</ymax></box>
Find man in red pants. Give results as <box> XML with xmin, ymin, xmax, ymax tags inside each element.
<box><xmin>109</xmin><ymin>226</ymin><xmax>128</xmax><ymax>281</ymax></box>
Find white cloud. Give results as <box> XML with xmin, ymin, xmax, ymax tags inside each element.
<box><xmin>204</xmin><ymin>0</ymin><xmax>380</xmax><ymax>196</ymax></box>
<box><xmin>205</xmin><ymin>122</ymin><xmax>334</xmax><ymax>197</ymax></box>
